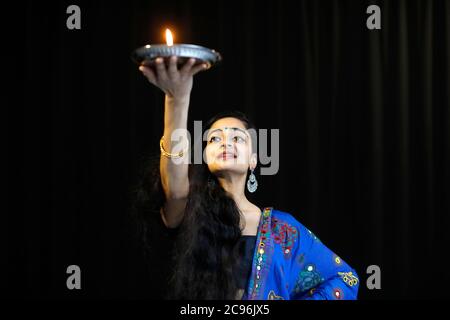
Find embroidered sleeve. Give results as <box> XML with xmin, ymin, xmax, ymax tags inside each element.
<box><xmin>289</xmin><ymin>221</ymin><xmax>359</xmax><ymax>300</ymax></box>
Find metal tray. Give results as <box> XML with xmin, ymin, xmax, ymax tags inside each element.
<box><xmin>131</xmin><ymin>44</ymin><xmax>222</xmax><ymax>69</ymax></box>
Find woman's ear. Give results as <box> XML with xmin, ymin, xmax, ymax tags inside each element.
<box><xmin>249</xmin><ymin>153</ymin><xmax>257</xmax><ymax>171</ymax></box>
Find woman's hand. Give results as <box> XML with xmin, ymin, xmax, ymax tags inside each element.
<box><xmin>139</xmin><ymin>56</ymin><xmax>208</xmax><ymax>101</ymax></box>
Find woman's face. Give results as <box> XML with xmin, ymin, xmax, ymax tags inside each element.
<box><xmin>205</xmin><ymin>117</ymin><xmax>257</xmax><ymax>176</ymax></box>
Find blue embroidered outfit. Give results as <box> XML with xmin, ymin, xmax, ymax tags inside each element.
<box><xmin>240</xmin><ymin>207</ymin><xmax>359</xmax><ymax>300</ymax></box>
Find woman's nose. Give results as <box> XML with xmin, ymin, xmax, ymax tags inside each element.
<box><xmin>221</xmin><ymin>136</ymin><xmax>233</xmax><ymax>147</ymax></box>
<box><xmin>222</xmin><ymin>142</ymin><xmax>232</xmax><ymax>150</ymax></box>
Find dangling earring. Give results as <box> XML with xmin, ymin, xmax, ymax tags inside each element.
<box><xmin>247</xmin><ymin>169</ymin><xmax>258</xmax><ymax>193</ymax></box>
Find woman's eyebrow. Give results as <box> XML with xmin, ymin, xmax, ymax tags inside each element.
<box><xmin>207</xmin><ymin>127</ymin><xmax>249</xmax><ymax>136</ymax></box>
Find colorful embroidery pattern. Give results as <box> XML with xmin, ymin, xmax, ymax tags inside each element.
<box><xmin>268</xmin><ymin>290</ymin><xmax>284</xmax><ymax>300</ymax></box>
<box><xmin>333</xmin><ymin>254</ymin><xmax>342</xmax><ymax>266</ymax></box>
<box><xmin>338</xmin><ymin>271</ymin><xmax>359</xmax><ymax>287</ymax></box>
<box><xmin>293</xmin><ymin>263</ymin><xmax>324</xmax><ymax>294</ymax></box>
<box><xmin>333</xmin><ymin>288</ymin><xmax>344</xmax><ymax>300</ymax></box>
<box><xmin>243</xmin><ymin>208</ymin><xmax>359</xmax><ymax>300</ymax></box>
<box><xmin>271</xmin><ymin>217</ymin><xmax>298</xmax><ymax>259</ymax></box>
<box><xmin>248</xmin><ymin>207</ymin><xmax>274</xmax><ymax>299</ymax></box>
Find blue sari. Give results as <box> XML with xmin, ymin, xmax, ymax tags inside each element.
<box><xmin>242</xmin><ymin>207</ymin><xmax>359</xmax><ymax>300</ymax></box>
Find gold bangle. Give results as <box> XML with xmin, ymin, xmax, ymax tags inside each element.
<box><xmin>160</xmin><ymin>136</ymin><xmax>187</xmax><ymax>158</ymax></box>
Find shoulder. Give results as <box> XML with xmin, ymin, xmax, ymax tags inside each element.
<box><xmin>270</xmin><ymin>208</ymin><xmax>322</xmax><ymax>253</ymax></box>
<box><xmin>271</xmin><ymin>208</ymin><xmax>305</xmax><ymax>229</ymax></box>
<box><xmin>271</xmin><ymin>208</ymin><xmax>317</xmax><ymax>239</ymax></box>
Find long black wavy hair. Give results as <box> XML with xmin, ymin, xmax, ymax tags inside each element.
<box><xmin>131</xmin><ymin>110</ymin><xmax>257</xmax><ymax>300</ymax></box>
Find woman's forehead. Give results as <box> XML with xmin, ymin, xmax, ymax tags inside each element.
<box><xmin>210</xmin><ymin>117</ymin><xmax>246</xmax><ymax>130</ymax></box>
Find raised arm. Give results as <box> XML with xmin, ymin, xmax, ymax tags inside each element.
<box><xmin>139</xmin><ymin>56</ymin><xmax>207</xmax><ymax>228</ymax></box>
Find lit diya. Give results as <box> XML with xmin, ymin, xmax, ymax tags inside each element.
<box><xmin>131</xmin><ymin>29</ymin><xmax>222</xmax><ymax>70</ymax></box>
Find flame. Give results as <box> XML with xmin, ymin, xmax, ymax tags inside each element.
<box><xmin>165</xmin><ymin>29</ymin><xmax>173</xmax><ymax>46</ymax></box>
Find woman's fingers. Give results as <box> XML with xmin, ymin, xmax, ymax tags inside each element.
<box><xmin>139</xmin><ymin>65</ymin><xmax>157</xmax><ymax>84</ymax></box>
<box><xmin>139</xmin><ymin>56</ymin><xmax>207</xmax><ymax>93</ymax></box>
<box><xmin>154</xmin><ymin>57</ymin><xmax>169</xmax><ymax>81</ymax></box>
<box><xmin>180</xmin><ymin>58</ymin><xmax>196</xmax><ymax>75</ymax></box>
<box><xmin>168</xmin><ymin>56</ymin><xmax>178</xmax><ymax>78</ymax></box>
<box><xmin>190</xmin><ymin>62</ymin><xmax>209</xmax><ymax>76</ymax></box>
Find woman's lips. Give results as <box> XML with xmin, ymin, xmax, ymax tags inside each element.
<box><xmin>218</xmin><ymin>152</ymin><xmax>237</xmax><ymax>160</ymax></box>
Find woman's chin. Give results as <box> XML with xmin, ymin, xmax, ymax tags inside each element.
<box><xmin>209</xmin><ymin>163</ymin><xmax>248</xmax><ymax>175</ymax></box>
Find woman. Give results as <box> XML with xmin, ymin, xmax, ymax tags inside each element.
<box><xmin>135</xmin><ymin>56</ymin><xmax>359</xmax><ymax>300</ymax></box>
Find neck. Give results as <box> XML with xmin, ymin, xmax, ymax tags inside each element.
<box><xmin>216</xmin><ymin>173</ymin><xmax>249</xmax><ymax>210</ymax></box>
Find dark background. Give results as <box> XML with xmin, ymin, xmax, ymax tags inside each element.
<box><xmin>4</xmin><ymin>0</ymin><xmax>449</xmax><ymax>299</ymax></box>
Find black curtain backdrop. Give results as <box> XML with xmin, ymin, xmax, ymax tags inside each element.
<box><xmin>5</xmin><ymin>0</ymin><xmax>449</xmax><ymax>300</ymax></box>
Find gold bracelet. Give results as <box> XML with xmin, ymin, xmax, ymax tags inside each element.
<box><xmin>160</xmin><ymin>136</ymin><xmax>188</xmax><ymax>158</ymax></box>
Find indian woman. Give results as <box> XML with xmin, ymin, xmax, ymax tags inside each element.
<box><xmin>134</xmin><ymin>56</ymin><xmax>359</xmax><ymax>300</ymax></box>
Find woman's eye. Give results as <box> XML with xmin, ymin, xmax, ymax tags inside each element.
<box><xmin>209</xmin><ymin>136</ymin><xmax>221</xmax><ymax>143</ymax></box>
<box><xmin>233</xmin><ymin>136</ymin><xmax>245</xmax><ymax>143</ymax></box>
